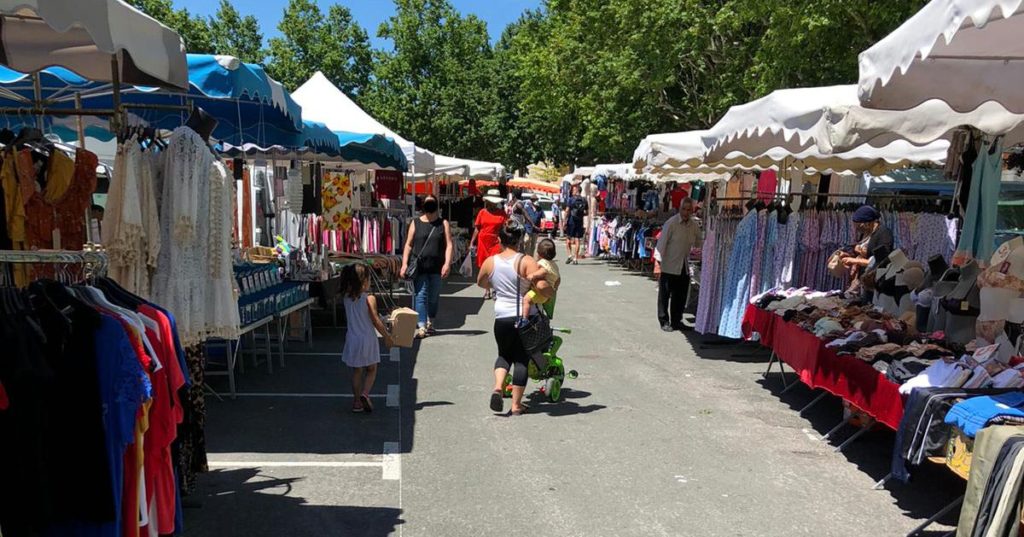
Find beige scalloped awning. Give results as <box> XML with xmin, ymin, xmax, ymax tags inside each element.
<box><xmin>0</xmin><ymin>0</ymin><xmax>188</xmax><ymax>89</ymax></box>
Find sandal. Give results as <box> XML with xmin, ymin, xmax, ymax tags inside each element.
<box><xmin>351</xmin><ymin>403</ymin><xmax>365</xmax><ymax>413</ymax></box>
<box><xmin>360</xmin><ymin>394</ymin><xmax>373</xmax><ymax>413</ymax></box>
<box><xmin>489</xmin><ymin>390</ymin><xmax>504</xmax><ymax>413</ymax></box>
<box><xmin>415</xmin><ymin>327</ymin><xmax>429</xmax><ymax>339</ymax></box>
<box><xmin>511</xmin><ymin>403</ymin><xmax>530</xmax><ymax>416</ymax></box>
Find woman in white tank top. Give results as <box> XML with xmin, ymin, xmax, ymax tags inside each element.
<box><xmin>477</xmin><ymin>220</ymin><xmax>554</xmax><ymax>415</ymax></box>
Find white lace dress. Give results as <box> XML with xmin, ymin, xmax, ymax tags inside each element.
<box><xmin>151</xmin><ymin>126</ymin><xmax>239</xmax><ymax>345</ymax></box>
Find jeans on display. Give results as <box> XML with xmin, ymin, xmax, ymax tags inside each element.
<box><xmin>658</xmin><ymin>271</ymin><xmax>691</xmax><ymax>327</ymax></box>
<box><xmin>414</xmin><ymin>273</ymin><xmax>442</xmax><ymax>327</ymax></box>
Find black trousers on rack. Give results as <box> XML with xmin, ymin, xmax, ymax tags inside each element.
<box><xmin>657</xmin><ymin>271</ymin><xmax>690</xmax><ymax>328</ymax></box>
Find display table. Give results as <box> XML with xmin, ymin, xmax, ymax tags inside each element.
<box><xmin>741</xmin><ymin>304</ymin><xmax>905</xmax><ymax>430</ymax></box>
<box><xmin>272</xmin><ymin>298</ymin><xmax>316</xmax><ymax>367</ymax></box>
<box><xmin>205</xmin><ymin>315</ymin><xmax>274</xmax><ymax>398</ymax></box>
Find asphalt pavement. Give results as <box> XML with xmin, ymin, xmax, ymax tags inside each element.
<box><xmin>185</xmin><ymin>247</ymin><xmax>963</xmax><ymax>537</ymax></box>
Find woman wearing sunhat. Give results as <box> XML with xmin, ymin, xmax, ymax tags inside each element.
<box><xmin>470</xmin><ymin>189</ymin><xmax>508</xmax><ymax>299</ymax></box>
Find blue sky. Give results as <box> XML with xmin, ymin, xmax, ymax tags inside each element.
<box><xmin>174</xmin><ymin>0</ymin><xmax>543</xmax><ymax>49</ymax></box>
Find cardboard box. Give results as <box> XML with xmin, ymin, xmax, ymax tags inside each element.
<box><xmin>389</xmin><ymin>307</ymin><xmax>418</xmax><ymax>348</ymax></box>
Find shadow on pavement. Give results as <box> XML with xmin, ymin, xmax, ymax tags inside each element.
<box><xmin>524</xmin><ymin>388</ymin><xmax>607</xmax><ymax>417</ymax></box>
<box><xmin>183</xmin><ymin>468</ymin><xmax>403</xmax><ymax>537</ymax></box>
<box><xmin>752</xmin><ymin>376</ymin><xmax>964</xmax><ymax>530</ymax></box>
<box><xmin>203</xmin><ymin>274</ymin><xmax>487</xmax><ymax>459</ymax></box>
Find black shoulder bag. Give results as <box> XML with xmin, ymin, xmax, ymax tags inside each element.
<box><xmin>405</xmin><ymin>220</ymin><xmax>438</xmax><ymax>280</ymax></box>
<box><xmin>515</xmin><ymin>255</ymin><xmax>553</xmax><ymax>360</ymax></box>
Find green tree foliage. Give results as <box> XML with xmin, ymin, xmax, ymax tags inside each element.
<box><xmin>125</xmin><ymin>0</ymin><xmax>213</xmax><ymax>54</ymax></box>
<box><xmin>209</xmin><ymin>0</ymin><xmax>265</xmax><ymax>64</ymax></box>
<box><xmin>365</xmin><ymin>0</ymin><xmax>497</xmax><ymax>161</ymax></box>
<box><xmin>501</xmin><ymin>0</ymin><xmax>928</xmax><ymax>166</ymax></box>
<box><xmin>266</xmin><ymin>0</ymin><xmax>373</xmax><ymax>95</ymax></box>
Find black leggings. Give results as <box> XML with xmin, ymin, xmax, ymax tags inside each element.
<box><xmin>494</xmin><ymin>318</ymin><xmax>529</xmax><ymax>387</ymax></box>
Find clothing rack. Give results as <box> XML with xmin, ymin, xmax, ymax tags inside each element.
<box><xmin>0</xmin><ymin>247</ymin><xmax>109</xmax><ymax>279</ymax></box>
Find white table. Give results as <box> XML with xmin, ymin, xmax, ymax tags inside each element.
<box><xmin>205</xmin><ymin>315</ymin><xmax>274</xmax><ymax>398</ymax></box>
<box><xmin>272</xmin><ymin>298</ymin><xmax>316</xmax><ymax>368</ymax></box>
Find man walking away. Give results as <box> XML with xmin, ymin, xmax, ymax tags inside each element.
<box><xmin>654</xmin><ymin>198</ymin><xmax>703</xmax><ymax>332</ymax></box>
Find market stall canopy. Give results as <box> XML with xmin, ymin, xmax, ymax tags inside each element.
<box><xmin>0</xmin><ymin>0</ymin><xmax>187</xmax><ymax>89</ymax></box>
<box><xmin>507</xmin><ymin>178</ymin><xmax>560</xmax><ymax>194</ymax></box>
<box><xmin>219</xmin><ymin>125</ymin><xmax>408</xmax><ymax>171</ymax></box>
<box><xmin>593</xmin><ymin>163</ymin><xmax>635</xmax><ymax>180</ymax></box>
<box><xmin>858</xmin><ymin>0</ymin><xmax>1024</xmax><ymax>113</ymax></box>
<box><xmin>701</xmin><ymin>84</ymin><xmax>963</xmax><ymax>165</ymax></box>
<box><xmin>646</xmin><ymin>171</ymin><xmax>733</xmax><ymax>184</ymax></box>
<box><xmin>0</xmin><ymin>54</ymin><xmax>305</xmax><ymax>146</ymax></box>
<box><xmin>632</xmin><ymin>131</ymin><xmax>711</xmax><ymax>171</ymax></box>
<box><xmin>702</xmin><ymin>86</ymin><xmax>858</xmax><ymax>162</ymax></box>
<box><xmin>293</xmin><ymin>71</ymin><xmax>435</xmax><ymax>172</ymax></box>
<box><xmin>430</xmin><ymin>154</ymin><xmax>504</xmax><ymax>179</ymax></box>
<box><xmin>572</xmin><ymin>166</ymin><xmax>596</xmax><ymax>177</ymax></box>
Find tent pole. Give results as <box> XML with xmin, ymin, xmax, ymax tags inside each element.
<box><xmin>110</xmin><ymin>55</ymin><xmax>122</xmax><ymax>133</ymax></box>
<box><xmin>74</xmin><ymin>93</ymin><xmax>86</xmax><ymax>147</ymax></box>
<box><xmin>31</xmin><ymin>72</ymin><xmax>44</xmax><ymax>130</ymax></box>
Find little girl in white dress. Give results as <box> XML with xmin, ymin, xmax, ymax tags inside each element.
<box><xmin>341</xmin><ymin>264</ymin><xmax>393</xmax><ymax>413</ymax></box>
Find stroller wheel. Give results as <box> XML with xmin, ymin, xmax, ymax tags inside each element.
<box><xmin>546</xmin><ymin>378</ymin><xmax>563</xmax><ymax>402</ymax></box>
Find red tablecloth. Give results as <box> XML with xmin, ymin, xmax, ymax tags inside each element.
<box><xmin>741</xmin><ymin>305</ymin><xmax>778</xmax><ymax>347</ymax></box>
<box><xmin>740</xmin><ymin>304</ymin><xmax>905</xmax><ymax>430</ymax></box>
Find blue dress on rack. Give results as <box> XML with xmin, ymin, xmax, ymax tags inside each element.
<box><xmin>718</xmin><ymin>210</ymin><xmax>759</xmax><ymax>339</ymax></box>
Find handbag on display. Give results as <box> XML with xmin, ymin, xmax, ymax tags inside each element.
<box><xmin>404</xmin><ymin>221</ymin><xmax>437</xmax><ymax>280</ymax></box>
<box><xmin>827</xmin><ymin>249</ymin><xmax>847</xmax><ymax>279</ymax></box>
<box><xmin>515</xmin><ymin>255</ymin><xmax>553</xmax><ymax>356</ymax></box>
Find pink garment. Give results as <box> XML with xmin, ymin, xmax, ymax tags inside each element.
<box><xmin>757</xmin><ymin>170</ymin><xmax>778</xmax><ymax>202</ymax></box>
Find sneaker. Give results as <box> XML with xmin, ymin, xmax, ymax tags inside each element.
<box><xmin>567</xmin><ymin>256</ymin><xmax>574</xmax><ymax>265</ymax></box>
<box><xmin>661</xmin><ymin>324</ymin><xmax>675</xmax><ymax>332</ymax></box>
<box><xmin>415</xmin><ymin>327</ymin><xmax>429</xmax><ymax>339</ymax></box>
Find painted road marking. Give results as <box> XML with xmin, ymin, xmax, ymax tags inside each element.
<box><xmin>382</xmin><ymin>442</ymin><xmax>401</xmax><ymax>480</ymax></box>
<box><xmin>209</xmin><ymin>461</ymin><xmax>383</xmax><ymax>468</ymax></box>
<box><xmin>386</xmin><ymin>384</ymin><xmax>400</xmax><ymax>407</ymax></box>
<box><xmin>233</xmin><ymin>392</ymin><xmax>387</xmax><ymax>398</ymax></box>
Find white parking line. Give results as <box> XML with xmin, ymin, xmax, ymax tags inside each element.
<box><xmin>233</xmin><ymin>392</ymin><xmax>386</xmax><ymax>398</ymax></box>
<box><xmin>386</xmin><ymin>384</ymin><xmax>400</xmax><ymax>407</ymax></box>
<box><xmin>382</xmin><ymin>442</ymin><xmax>401</xmax><ymax>480</ymax></box>
<box><xmin>209</xmin><ymin>461</ymin><xmax>383</xmax><ymax>468</ymax></box>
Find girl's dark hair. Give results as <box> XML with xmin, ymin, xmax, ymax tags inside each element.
<box><xmin>499</xmin><ymin>219</ymin><xmax>525</xmax><ymax>248</ymax></box>
<box><xmin>341</xmin><ymin>264</ymin><xmax>371</xmax><ymax>299</ymax></box>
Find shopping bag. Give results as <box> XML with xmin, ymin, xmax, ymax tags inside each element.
<box><xmin>459</xmin><ymin>253</ymin><xmax>474</xmax><ymax>278</ymax></box>
<box><xmin>389</xmin><ymin>307</ymin><xmax>418</xmax><ymax>348</ymax></box>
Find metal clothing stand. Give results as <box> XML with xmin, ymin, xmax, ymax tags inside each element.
<box><xmin>0</xmin><ymin>246</ymin><xmax>109</xmax><ymax>282</ymax></box>
<box><xmin>904</xmin><ymin>495</ymin><xmax>962</xmax><ymax>537</ymax></box>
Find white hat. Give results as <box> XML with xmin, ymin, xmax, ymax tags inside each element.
<box><xmin>483</xmin><ymin>189</ymin><xmax>503</xmax><ymax>204</ymax></box>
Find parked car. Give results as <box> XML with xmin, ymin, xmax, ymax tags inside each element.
<box><xmin>536</xmin><ymin>197</ymin><xmax>558</xmax><ymax>237</ymax></box>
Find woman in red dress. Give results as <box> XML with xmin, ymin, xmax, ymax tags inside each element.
<box><xmin>470</xmin><ymin>190</ymin><xmax>508</xmax><ymax>299</ymax></box>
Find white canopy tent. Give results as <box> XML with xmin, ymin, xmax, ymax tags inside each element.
<box><xmin>429</xmin><ymin>154</ymin><xmax>505</xmax><ymax>179</ymax></box>
<box><xmin>0</xmin><ymin>0</ymin><xmax>188</xmax><ymax>88</ymax></box>
<box><xmin>700</xmin><ymin>85</ymin><xmax>956</xmax><ymax>171</ymax></box>
<box><xmin>293</xmin><ymin>71</ymin><xmax>436</xmax><ymax>172</ymax></box>
<box><xmin>858</xmin><ymin>0</ymin><xmax>1024</xmax><ymax>113</ymax></box>
<box><xmin>593</xmin><ymin>163</ymin><xmax>635</xmax><ymax>179</ymax></box>
<box><xmin>632</xmin><ymin>130</ymin><xmax>710</xmax><ymax>171</ymax></box>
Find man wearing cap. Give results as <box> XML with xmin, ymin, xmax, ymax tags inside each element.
<box><xmin>842</xmin><ymin>205</ymin><xmax>894</xmax><ymax>270</ymax></box>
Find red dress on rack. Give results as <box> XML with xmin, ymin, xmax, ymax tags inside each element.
<box><xmin>474</xmin><ymin>208</ymin><xmax>507</xmax><ymax>268</ymax></box>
